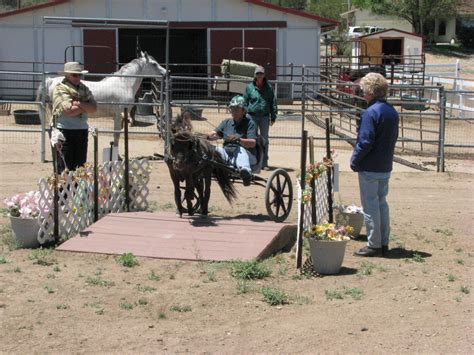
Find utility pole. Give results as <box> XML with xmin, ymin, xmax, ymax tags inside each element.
<box><xmin>419</xmin><ymin>0</ymin><xmax>423</xmax><ymax>36</ymax></box>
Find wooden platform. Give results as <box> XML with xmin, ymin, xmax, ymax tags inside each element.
<box><xmin>56</xmin><ymin>212</ymin><xmax>296</xmax><ymax>261</ymax></box>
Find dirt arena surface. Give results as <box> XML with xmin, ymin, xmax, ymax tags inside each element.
<box><xmin>0</xmin><ymin>134</ymin><xmax>472</xmax><ymax>353</ymax></box>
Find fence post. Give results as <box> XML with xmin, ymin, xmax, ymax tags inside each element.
<box><xmin>40</xmin><ymin>71</ymin><xmax>46</xmax><ymax>163</ymax></box>
<box><xmin>390</xmin><ymin>59</ymin><xmax>395</xmax><ymax>85</ymax></box>
<box><xmin>165</xmin><ymin>74</ymin><xmax>172</xmax><ymax>157</ymax></box>
<box><xmin>437</xmin><ymin>86</ymin><xmax>446</xmax><ymax>172</ymax></box>
<box><xmin>297</xmin><ymin>130</ymin><xmax>308</xmax><ymax>269</ymax></box>
<box><xmin>123</xmin><ymin>108</ymin><xmax>130</xmax><ymax>212</ymax></box>
<box><xmin>309</xmin><ymin>137</ymin><xmax>316</xmax><ymax>225</ymax></box>
<box><xmin>325</xmin><ymin>117</ymin><xmax>334</xmax><ymax>223</ymax></box>
<box><xmin>93</xmin><ymin>128</ymin><xmax>99</xmax><ymax>222</ymax></box>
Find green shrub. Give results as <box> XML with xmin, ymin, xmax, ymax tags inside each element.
<box><xmin>230</xmin><ymin>260</ymin><xmax>271</xmax><ymax>280</ymax></box>
<box><xmin>116</xmin><ymin>253</ymin><xmax>139</xmax><ymax>268</ymax></box>
<box><xmin>261</xmin><ymin>287</ymin><xmax>289</xmax><ymax>306</ymax></box>
<box><xmin>457</xmin><ymin>25</ymin><xmax>474</xmax><ymax>49</ymax></box>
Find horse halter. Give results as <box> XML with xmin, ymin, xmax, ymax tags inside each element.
<box><xmin>170</xmin><ymin>132</ymin><xmax>206</xmax><ymax>172</ymax></box>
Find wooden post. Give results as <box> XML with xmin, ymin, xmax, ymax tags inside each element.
<box><xmin>296</xmin><ymin>130</ymin><xmax>308</xmax><ymax>269</ymax></box>
<box><xmin>309</xmin><ymin>136</ymin><xmax>316</xmax><ymax>225</ymax></box>
<box><xmin>93</xmin><ymin>129</ymin><xmax>99</xmax><ymax>222</ymax></box>
<box><xmin>124</xmin><ymin>108</ymin><xmax>130</xmax><ymax>212</ymax></box>
<box><xmin>53</xmin><ymin>146</ymin><xmax>59</xmax><ymax>242</ymax></box>
<box><xmin>325</xmin><ymin>117</ymin><xmax>334</xmax><ymax>223</ymax></box>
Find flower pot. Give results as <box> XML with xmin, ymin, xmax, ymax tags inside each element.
<box><xmin>9</xmin><ymin>216</ymin><xmax>40</xmax><ymax>248</ymax></box>
<box><xmin>309</xmin><ymin>239</ymin><xmax>348</xmax><ymax>275</ymax></box>
<box><xmin>338</xmin><ymin>212</ymin><xmax>364</xmax><ymax>238</ymax></box>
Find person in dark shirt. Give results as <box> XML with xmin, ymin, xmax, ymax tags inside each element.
<box><xmin>243</xmin><ymin>66</ymin><xmax>277</xmax><ymax>170</ymax></box>
<box><xmin>351</xmin><ymin>73</ymin><xmax>399</xmax><ymax>257</ymax></box>
<box><xmin>206</xmin><ymin>95</ymin><xmax>257</xmax><ymax>186</ymax></box>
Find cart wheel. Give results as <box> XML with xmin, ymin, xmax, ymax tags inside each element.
<box><xmin>265</xmin><ymin>169</ymin><xmax>293</xmax><ymax>222</ymax></box>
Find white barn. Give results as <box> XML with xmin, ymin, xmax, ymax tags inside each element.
<box><xmin>352</xmin><ymin>29</ymin><xmax>424</xmax><ymax>65</ymax></box>
<box><xmin>0</xmin><ymin>0</ymin><xmax>338</xmax><ymax>82</ymax></box>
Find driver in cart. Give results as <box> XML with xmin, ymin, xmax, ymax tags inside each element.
<box><xmin>206</xmin><ymin>95</ymin><xmax>257</xmax><ymax>186</ymax></box>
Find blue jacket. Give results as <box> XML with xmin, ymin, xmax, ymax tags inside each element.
<box><xmin>350</xmin><ymin>99</ymin><xmax>399</xmax><ymax>172</ymax></box>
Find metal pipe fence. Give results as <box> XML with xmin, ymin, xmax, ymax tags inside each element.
<box><xmin>1</xmin><ymin>67</ymin><xmax>473</xmax><ymax>171</ymax></box>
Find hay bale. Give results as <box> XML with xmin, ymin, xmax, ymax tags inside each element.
<box><xmin>221</xmin><ymin>59</ymin><xmax>258</xmax><ymax>77</ymax></box>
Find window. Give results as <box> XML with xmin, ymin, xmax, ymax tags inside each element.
<box><xmin>438</xmin><ymin>21</ymin><xmax>446</xmax><ymax>36</ymax></box>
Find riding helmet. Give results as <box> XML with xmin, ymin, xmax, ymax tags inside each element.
<box><xmin>229</xmin><ymin>95</ymin><xmax>246</xmax><ymax>109</ymax></box>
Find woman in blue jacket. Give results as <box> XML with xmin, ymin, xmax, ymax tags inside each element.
<box><xmin>351</xmin><ymin>73</ymin><xmax>399</xmax><ymax>257</ymax></box>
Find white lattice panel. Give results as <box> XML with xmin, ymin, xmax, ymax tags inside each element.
<box><xmin>296</xmin><ymin>170</ymin><xmax>332</xmax><ymax>262</ymax></box>
<box><xmin>37</xmin><ymin>160</ymin><xmax>150</xmax><ymax>244</ymax></box>
<box><xmin>297</xmin><ymin>170</ymin><xmax>330</xmax><ymax>231</ymax></box>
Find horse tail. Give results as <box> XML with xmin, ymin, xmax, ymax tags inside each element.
<box><xmin>206</xmin><ymin>143</ymin><xmax>237</xmax><ymax>203</ymax></box>
<box><xmin>36</xmin><ymin>78</ymin><xmax>54</xmax><ymax>126</ymax></box>
<box><xmin>214</xmin><ymin>164</ymin><xmax>237</xmax><ymax>203</ymax></box>
<box><xmin>35</xmin><ymin>81</ymin><xmax>43</xmax><ymax>103</ymax></box>
<box><xmin>36</xmin><ymin>77</ymin><xmax>52</xmax><ymax>102</ymax></box>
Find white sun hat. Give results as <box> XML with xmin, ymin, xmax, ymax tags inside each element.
<box><xmin>59</xmin><ymin>62</ymin><xmax>88</xmax><ymax>75</ymax></box>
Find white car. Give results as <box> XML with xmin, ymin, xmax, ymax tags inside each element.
<box><xmin>348</xmin><ymin>26</ymin><xmax>385</xmax><ymax>38</ymax></box>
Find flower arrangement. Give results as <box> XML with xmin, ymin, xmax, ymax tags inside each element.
<box><xmin>300</xmin><ymin>151</ymin><xmax>336</xmax><ymax>204</ymax></box>
<box><xmin>3</xmin><ymin>191</ymin><xmax>41</xmax><ymax>219</ymax></box>
<box><xmin>304</xmin><ymin>222</ymin><xmax>353</xmax><ymax>241</ymax></box>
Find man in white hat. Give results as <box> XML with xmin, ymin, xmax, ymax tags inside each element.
<box><xmin>52</xmin><ymin>62</ymin><xmax>97</xmax><ymax>173</ymax></box>
<box><xmin>243</xmin><ymin>65</ymin><xmax>277</xmax><ymax>170</ymax></box>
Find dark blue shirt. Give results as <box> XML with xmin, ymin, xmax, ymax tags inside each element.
<box><xmin>350</xmin><ymin>99</ymin><xmax>399</xmax><ymax>172</ymax></box>
<box><xmin>215</xmin><ymin>117</ymin><xmax>257</xmax><ymax>156</ymax></box>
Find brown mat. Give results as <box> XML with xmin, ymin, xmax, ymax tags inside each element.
<box><xmin>56</xmin><ymin>211</ymin><xmax>296</xmax><ymax>261</ymax></box>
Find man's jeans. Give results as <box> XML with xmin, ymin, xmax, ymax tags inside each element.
<box><xmin>358</xmin><ymin>171</ymin><xmax>391</xmax><ymax>249</ymax></box>
<box><xmin>247</xmin><ymin>113</ymin><xmax>269</xmax><ymax>167</ymax></box>
<box><xmin>216</xmin><ymin>146</ymin><xmax>256</xmax><ymax>173</ymax></box>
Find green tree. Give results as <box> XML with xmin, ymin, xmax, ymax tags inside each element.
<box><xmin>266</xmin><ymin>0</ymin><xmax>348</xmax><ymax>22</ymax></box>
<box><xmin>265</xmin><ymin>0</ymin><xmax>308</xmax><ymax>10</ymax></box>
<box><xmin>352</xmin><ymin>0</ymin><xmax>456</xmax><ymax>36</ymax></box>
<box><xmin>307</xmin><ymin>0</ymin><xmax>348</xmax><ymax>22</ymax></box>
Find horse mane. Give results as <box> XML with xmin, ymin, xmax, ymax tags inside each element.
<box><xmin>172</xmin><ymin>129</ymin><xmax>195</xmax><ymax>142</ymax></box>
<box><xmin>114</xmin><ymin>58</ymin><xmax>145</xmax><ymax>75</ymax></box>
<box><xmin>172</xmin><ymin>112</ymin><xmax>193</xmax><ymax>134</ymax></box>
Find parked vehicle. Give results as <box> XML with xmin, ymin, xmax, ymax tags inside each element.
<box><xmin>348</xmin><ymin>26</ymin><xmax>385</xmax><ymax>38</ymax></box>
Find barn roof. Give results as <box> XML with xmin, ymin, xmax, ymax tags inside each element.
<box><xmin>359</xmin><ymin>28</ymin><xmax>423</xmax><ymax>39</ymax></box>
<box><xmin>1</xmin><ymin>0</ymin><xmax>340</xmax><ymax>26</ymax></box>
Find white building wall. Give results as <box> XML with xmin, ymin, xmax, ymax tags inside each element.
<box><xmin>404</xmin><ymin>36</ymin><xmax>422</xmax><ymax>56</ymax></box>
<box><xmin>367</xmin><ymin>30</ymin><xmax>422</xmax><ymax>56</ymax></box>
<box><xmin>0</xmin><ymin>0</ymin><xmax>324</xmax><ymax>73</ymax></box>
<box><xmin>355</xmin><ymin>9</ymin><xmax>412</xmax><ymax>32</ymax></box>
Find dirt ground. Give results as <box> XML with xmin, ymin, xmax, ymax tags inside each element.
<box><xmin>0</xmin><ymin>134</ymin><xmax>473</xmax><ymax>353</ymax></box>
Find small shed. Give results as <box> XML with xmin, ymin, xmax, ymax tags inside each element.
<box><xmin>352</xmin><ymin>28</ymin><xmax>423</xmax><ymax>65</ymax></box>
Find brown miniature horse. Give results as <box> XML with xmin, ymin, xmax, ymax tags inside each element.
<box><xmin>166</xmin><ymin>114</ymin><xmax>236</xmax><ymax>216</ymax></box>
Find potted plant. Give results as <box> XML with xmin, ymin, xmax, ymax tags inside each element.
<box><xmin>304</xmin><ymin>223</ymin><xmax>353</xmax><ymax>274</ymax></box>
<box><xmin>334</xmin><ymin>204</ymin><xmax>365</xmax><ymax>238</ymax></box>
<box><xmin>3</xmin><ymin>191</ymin><xmax>41</xmax><ymax>248</ymax></box>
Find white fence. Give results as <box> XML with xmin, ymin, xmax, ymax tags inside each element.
<box><xmin>37</xmin><ymin>159</ymin><xmax>150</xmax><ymax>244</ymax></box>
<box><xmin>424</xmin><ymin>60</ymin><xmax>474</xmax><ymax>118</ymax></box>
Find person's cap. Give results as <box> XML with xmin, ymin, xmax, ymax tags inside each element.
<box><xmin>59</xmin><ymin>62</ymin><xmax>88</xmax><ymax>75</ymax></box>
<box><xmin>254</xmin><ymin>66</ymin><xmax>265</xmax><ymax>75</ymax></box>
<box><xmin>229</xmin><ymin>95</ymin><xmax>246</xmax><ymax>109</ymax></box>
